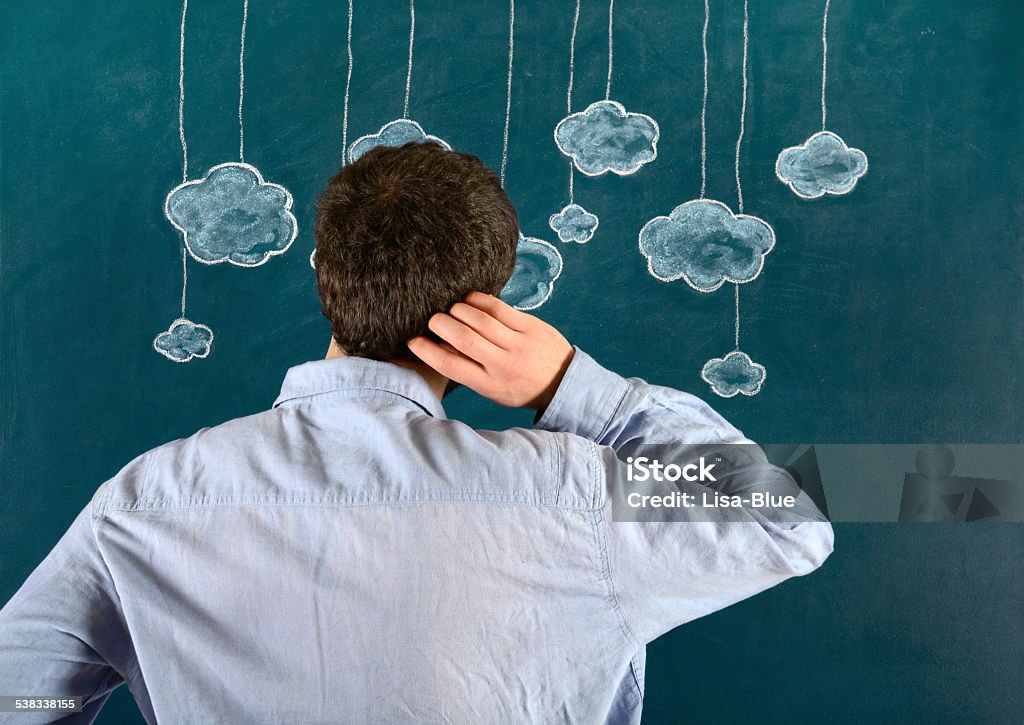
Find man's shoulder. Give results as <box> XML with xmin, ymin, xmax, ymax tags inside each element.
<box><xmin>90</xmin><ymin>407</ymin><xmax>282</xmax><ymax>517</ymax></box>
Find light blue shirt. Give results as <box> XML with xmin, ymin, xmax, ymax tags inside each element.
<box><xmin>0</xmin><ymin>349</ymin><xmax>833</xmax><ymax>724</ymax></box>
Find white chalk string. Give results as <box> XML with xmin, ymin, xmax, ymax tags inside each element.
<box><xmin>605</xmin><ymin>0</ymin><xmax>615</xmax><ymax>100</ymax></box>
<box><xmin>403</xmin><ymin>0</ymin><xmax>414</xmax><ymax>118</ymax></box>
<box><xmin>734</xmin><ymin>0</ymin><xmax>748</xmax><ymax>213</ymax></box>
<box><xmin>342</xmin><ymin>0</ymin><xmax>353</xmax><ymax>157</ymax></box>
<box><xmin>500</xmin><ymin>0</ymin><xmax>515</xmax><ymax>186</ymax></box>
<box><xmin>567</xmin><ymin>0</ymin><xmax>580</xmax><ymax>202</ymax></box>
<box><xmin>239</xmin><ymin>0</ymin><xmax>248</xmax><ymax>162</ymax></box>
<box><xmin>178</xmin><ymin>0</ymin><xmax>190</xmax><ymax>313</ymax></box>
<box><xmin>700</xmin><ymin>0</ymin><xmax>708</xmax><ymax>198</ymax></box>
<box><xmin>821</xmin><ymin>0</ymin><xmax>830</xmax><ymax>130</ymax></box>
<box><xmin>734</xmin><ymin>283</ymin><xmax>740</xmax><ymax>349</ymax></box>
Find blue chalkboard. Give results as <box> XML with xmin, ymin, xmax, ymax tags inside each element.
<box><xmin>2</xmin><ymin>0</ymin><xmax>1021</xmax><ymax>721</ymax></box>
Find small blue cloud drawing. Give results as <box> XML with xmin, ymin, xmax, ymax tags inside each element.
<box><xmin>549</xmin><ymin>203</ymin><xmax>599</xmax><ymax>244</ymax></box>
<box><xmin>165</xmin><ymin>162</ymin><xmax>298</xmax><ymax>267</ymax></box>
<box><xmin>500</xmin><ymin>234</ymin><xmax>563</xmax><ymax>311</ymax></box>
<box><xmin>701</xmin><ymin>350</ymin><xmax>766</xmax><ymax>398</ymax></box>
<box><xmin>638</xmin><ymin>199</ymin><xmax>775</xmax><ymax>293</ymax></box>
<box><xmin>153</xmin><ymin>318</ymin><xmax>214</xmax><ymax>363</ymax></box>
<box><xmin>348</xmin><ymin>119</ymin><xmax>451</xmax><ymax>164</ymax></box>
<box><xmin>776</xmin><ymin>130</ymin><xmax>868</xmax><ymax>199</ymax></box>
<box><xmin>554</xmin><ymin>100</ymin><xmax>659</xmax><ymax>177</ymax></box>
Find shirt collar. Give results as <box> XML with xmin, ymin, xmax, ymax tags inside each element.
<box><xmin>273</xmin><ymin>356</ymin><xmax>448</xmax><ymax>419</ymax></box>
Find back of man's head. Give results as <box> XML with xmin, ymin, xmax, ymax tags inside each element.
<box><xmin>314</xmin><ymin>142</ymin><xmax>519</xmax><ymax>361</ymax></box>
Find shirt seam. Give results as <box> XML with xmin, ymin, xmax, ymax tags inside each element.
<box><xmin>96</xmin><ymin>491</ymin><xmax>599</xmax><ymax>516</ymax></box>
<box><xmin>588</xmin><ymin>441</ymin><xmax>642</xmax><ymax>655</ymax></box>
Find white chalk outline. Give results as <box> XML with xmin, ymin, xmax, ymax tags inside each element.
<box><xmin>549</xmin><ymin>203</ymin><xmax>600</xmax><ymax>244</ymax></box>
<box><xmin>605</xmin><ymin>0</ymin><xmax>614</xmax><ymax>100</ymax></box>
<box><xmin>507</xmin><ymin>235</ymin><xmax>564</xmax><ymax>311</ymax></box>
<box><xmin>566</xmin><ymin>0</ymin><xmax>580</xmax><ymax>202</ymax></box>
<box><xmin>775</xmin><ymin>129</ymin><xmax>868</xmax><ymax>199</ymax></box>
<box><xmin>554</xmin><ymin>99</ymin><xmax>660</xmax><ymax>177</ymax></box>
<box><xmin>309</xmin><ymin>247</ymin><xmax>317</xmax><ymax>269</ymax></box>
<box><xmin>404</xmin><ymin>0</ymin><xmax>414</xmax><ymax>118</ymax></box>
<box><xmin>347</xmin><ymin>118</ymin><xmax>451</xmax><ymax>164</ymax></box>
<box><xmin>152</xmin><ymin>317</ymin><xmax>215</xmax><ymax>363</ymax></box>
<box><xmin>342</xmin><ymin>0</ymin><xmax>354</xmax><ymax>158</ymax></box>
<box><xmin>699</xmin><ymin>0</ymin><xmax>709</xmax><ymax>198</ymax></box>
<box><xmin>821</xmin><ymin>0</ymin><xmax>829</xmax><ymax>131</ymax></box>
<box><xmin>700</xmin><ymin>349</ymin><xmax>766</xmax><ymax>398</ymax></box>
<box><xmin>637</xmin><ymin>198</ymin><xmax>776</xmax><ymax>293</ymax></box>
<box><xmin>165</xmin><ymin>161</ymin><xmax>299</xmax><ymax>268</ymax></box>
<box><xmin>238</xmin><ymin>0</ymin><xmax>248</xmax><ymax>162</ymax></box>
<box><xmin>735</xmin><ymin>0</ymin><xmax>748</xmax><ymax>212</ymax></box>
<box><xmin>500</xmin><ymin>0</ymin><xmax>515</xmax><ymax>186</ymax></box>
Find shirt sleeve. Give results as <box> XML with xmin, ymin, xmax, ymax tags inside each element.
<box><xmin>536</xmin><ymin>347</ymin><xmax>835</xmax><ymax>644</ymax></box>
<box><xmin>0</xmin><ymin>489</ymin><xmax>134</xmax><ymax>723</ymax></box>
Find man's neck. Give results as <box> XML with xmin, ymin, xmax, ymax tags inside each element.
<box><xmin>325</xmin><ymin>339</ymin><xmax>449</xmax><ymax>401</ymax></box>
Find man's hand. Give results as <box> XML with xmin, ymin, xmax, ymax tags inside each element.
<box><xmin>407</xmin><ymin>292</ymin><xmax>575</xmax><ymax>411</ymax></box>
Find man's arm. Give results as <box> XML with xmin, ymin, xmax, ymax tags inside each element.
<box><xmin>409</xmin><ymin>292</ymin><xmax>833</xmax><ymax>643</ymax></box>
<box><xmin>0</xmin><ymin>497</ymin><xmax>133</xmax><ymax>723</ymax></box>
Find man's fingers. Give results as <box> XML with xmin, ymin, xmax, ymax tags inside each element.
<box><xmin>426</xmin><ymin>313</ymin><xmax>504</xmax><ymax>364</ymax></box>
<box><xmin>406</xmin><ymin>336</ymin><xmax>489</xmax><ymax>390</ymax></box>
<box><xmin>463</xmin><ymin>291</ymin><xmax>531</xmax><ymax>332</ymax></box>
<box><xmin>448</xmin><ymin>302</ymin><xmax>518</xmax><ymax>349</ymax></box>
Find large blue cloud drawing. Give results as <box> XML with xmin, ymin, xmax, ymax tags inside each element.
<box><xmin>165</xmin><ymin>162</ymin><xmax>298</xmax><ymax>267</ymax></box>
<box><xmin>638</xmin><ymin>199</ymin><xmax>775</xmax><ymax>293</ymax></box>
<box><xmin>348</xmin><ymin>119</ymin><xmax>451</xmax><ymax>164</ymax></box>
<box><xmin>776</xmin><ymin>130</ymin><xmax>868</xmax><ymax>199</ymax></box>
<box><xmin>554</xmin><ymin>100</ymin><xmax>659</xmax><ymax>176</ymax></box>
<box><xmin>549</xmin><ymin>203</ymin><xmax>599</xmax><ymax>244</ymax></box>
<box><xmin>500</xmin><ymin>234</ymin><xmax>563</xmax><ymax>310</ymax></box>
<box><xmin>701</xmin><ymin>350</ymin><xmax>766</xmax><ymax>398</ymax></box>
<box><xmin>153</xmin><ymin>318</ymin><xmax>214</xmax><ymax>363</ymax></box>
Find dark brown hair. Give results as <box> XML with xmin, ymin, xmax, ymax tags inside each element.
<box><xmin>314</xmin><ymin>141</ymin><xmax>519</xmax><ymax>360</ymax></box>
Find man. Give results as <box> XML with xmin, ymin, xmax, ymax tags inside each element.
<box><xmin>0</xmin><ymin>142</ymin><xmax>832</xmax><ymax>723</ymax></box>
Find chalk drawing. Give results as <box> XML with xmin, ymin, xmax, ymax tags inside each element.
<box><xmin>348</xmin><ymin>118</ymin><xmax>450</xmax><ymax>163</ymax></box>
<box><xmin>638</xmin><ymin>0</ymin><xmax>771</xmax><ymax>396</ymax></box>
<box><xmin>701</xmin><ymin>350</ymin><xmax>766</xmax><ymax>398</ymax></box>
<box><xmin>553</xmin><ymin>1</ymin><xmax>658</xmax><ymax>177</ymax></box>
<box><xmin>776</xmin><ymin>0</ymin><xmax>868</xmax><ymax>198</ymax></box>
<box><xmin>154</xmin><ymin>0</ymin><xmax>214</xmax><ymax>361</ymax></box>
<box><xmin>501</xmin><ymin>234</ymin><xmax>564</xmax><ymax>311</ymax></box>
<box><xmin>347</xmin><ymin>0</ymin><xmax>448</xmax><ymax>164</ymax></box>
<box><xmin>549</xmin><ymin>0</ymin><xmax>600</xmax><ymax>244</ymax></box>
<box><xmin>166</xmin><ymin>162</ymin><xmax>298</xmax><ymax>267</ymax></box>
<box><xmin>153</xmin><ymin>318</ymin><xmax>214</xmax><ymax>364</ymax></box>
<box><xmin>639</xmin><ymin>198</ymin><xmax>775</xmax><ymax>293</ymax></box>
<box><xmin>549</xmin><ymin>203</ymin><xmax>599</xmax><ymax>245</ymax></box>
<box><xmin>497</xmin><ymin>0</ymin><xmax>562</xmax><ymax>310</ymax></box>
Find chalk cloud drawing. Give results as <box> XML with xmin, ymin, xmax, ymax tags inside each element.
<box><xmin>549</xmin><ymin>0</ymin><xmax>601</xmax><ymax>244</ymax></box>
<box><xmin>776</xmin><ymin>129</ymin><xmax>867</xmax><ymax>199</ymax></box>
<box><xmin>555</xmin><ymin>100</ymin><xmax>659</xmax><ymax>177</ymax></box>
<box><xmin>156</xmin><ymin>0</ymin><xmax>296</xmax><ymax>361</ymax></box>
<box><xmin>495</xmin><ymin>0</ymin><xmax>561</xmax><ymax>309</ymax></box>
<box><xmin>639</xmin><ymin>199</ymin><xmax>774</xmax><ymax>293</ymax></box>
<box><xmin>500</xmin><ymin>234</ymin><xmax>564</xmax><ymax>311</ymax></box>
<box><xmin>549</xmin><ymin>203</ymin><xmax>599</xmax><ymax>244</ymax></box>
<box><xmin>776</xmin><ymin>0</ymin><xmax>867</xmax><ymax>199</ymax></box>
<box><xmin>638</xmin><ymin>0</ymin><xmax>773</xmax><ymax>397</ymax></box>
<box><xmin>349</xmin><ymin>2</ymin><xmax>449</xmax><ymax>165</ymax></box>
<box><xmin>165</xmin><ymin>162</ymin><xmax>298</xmax><ymax>267</ymax></box>
<box><xmin>701</xmin><ymin>350</ymin><xmax>766</xmax><ymax>398</ymax></box>
<box><xmin>348</xmin><ymin>119</ymin><xmax>450</xmax><ymax>163</ymax></box>
<box><xmin>153</xmin><ymin>318</ymin><xmax>214</xmax><ymax>363</ymax></box>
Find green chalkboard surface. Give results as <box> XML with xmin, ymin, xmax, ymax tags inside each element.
<box><xmin>2</xmin><ymin>0</ymin><xmax>1022</xmax><ymax>721</ymax></box>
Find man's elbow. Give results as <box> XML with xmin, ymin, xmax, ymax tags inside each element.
<box><xmin>773</xmin><ymin>520</ymin><xmax>835</xmax><ymax>576</ymax></box>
